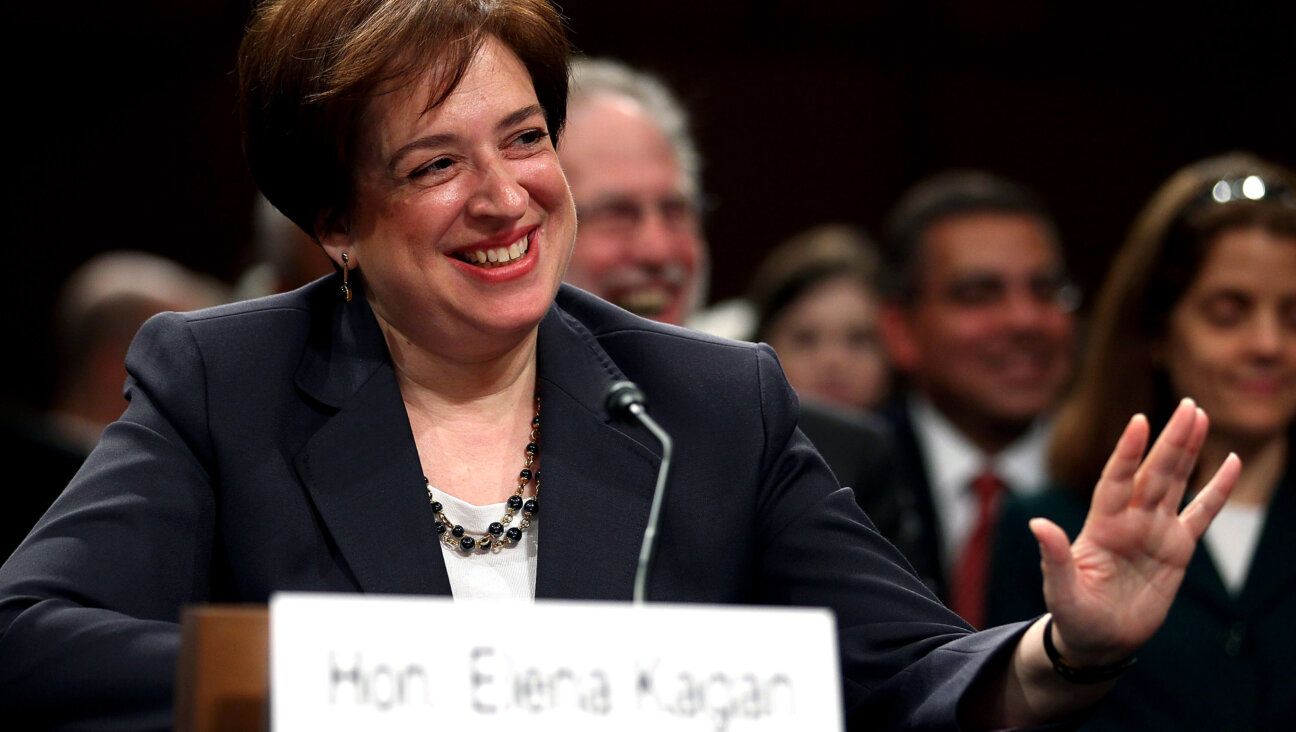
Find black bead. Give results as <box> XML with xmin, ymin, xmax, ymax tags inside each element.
<box><xmin>523</xmin><ymin>499</ymin><xmax>538</xmax><ymax>515</ymax></box>
<box><xmin>434</xmin><ymin>521</ymin><xmax>446</xmax><ymax>535</ymax></box>
<box><xmin>507</xmin><ymin>495</ymin><xmax>524</xmax><ymax>510</ymax></box>
<box><xmin>431</xmin><ymin>501</ymin><xmax>442</xmax><ymax>513</ymax></box>
<box><xmin>532</xmin><ymin>415</ymin><xmax>540</xmax><ymax>427</ymax></box>
<box><xmin>506</xmin><ymin>527</ymin><xmax>523</xmax><ymax>542</ymax></box>
<box><xmin>525</xmin><ymin>442</ymin><xmax>537</xmax><ymax>455</ymax></box>
<box><xmin>489</xmin><ymin>522</ymin><xmax>504</xmax><ymax>536</ymax></box>
<box><xmin>451</xmin><ymin>525</ymin><xmax>465</xmax><ymax>538</ymax></box>
<box><xmin>459</xmin><ymin>536</ymin><xmax>476</xmax><ymax>552</ymax></box>
<box><xmin>478</xmin><ymin>537</ymin><xmax>493</xmax><ymax>550</ymax></box>
<box><xmin>519</xmin><ymin>468</ymin><xmax>532</xmax><ymax>481</ymax></box>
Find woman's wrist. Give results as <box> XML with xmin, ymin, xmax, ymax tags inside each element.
<box><xmin>1042</xmin><ymin>615</ymin><xmax>1137</xmax><ymax>684</ymax></box>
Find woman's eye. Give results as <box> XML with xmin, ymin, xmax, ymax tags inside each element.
<box><xmin>514</xmin><ymin>129</ymin><xmax>549</xmax><ymax>147</ymax></box>
<box><xmin>410</xmin><ymin>157</ymin><xmax>453</xmax><ymax>180</ymax></box>
<box><xmin>1282</xmin><ymin>299</ymin><xmax>1296</xmax><ymax>330</ymax></box>
<box><xmin>1199</xmin><ymin>293</ymin><xmax>1248</xmax><ymax>327</ymax></box>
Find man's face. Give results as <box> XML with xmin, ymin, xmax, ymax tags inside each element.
<box><xmin>887</xmin><ymin>212</ymin><xmax>1076</xmax><ymax>432</ymax></box>
<box><xmin>559</xmin><ymin>93</ymin><xmax>705</xmax><ymax>325</ymax></box>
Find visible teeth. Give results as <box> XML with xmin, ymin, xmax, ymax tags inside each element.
<box><xmin>619</xmin><ymin>288</ymin><xmax>670</xmax><ymax>316</ymax></box>
<box><xmin>456</xmin><ymin>234</ymin><xmax>531</xmax><ymax>267</ymax></box>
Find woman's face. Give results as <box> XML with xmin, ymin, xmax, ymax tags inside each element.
<box><xmin>765</xmin><ymin>275</ymin><xmax>890</xmax><ymax>411</ymax></box>
<box><xmin>321</xmin><ymin>37</ymin><xmax>576</xmax><ymax>358</ymax></box>
<box><xmin>1165</xmin><ymin>226</ymin><xmax>1296</xmax><ymax>442</ymax></box>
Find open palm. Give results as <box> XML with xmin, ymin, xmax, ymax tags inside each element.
<box><xmin>1030</xmin><ymin>398</ymin><xmax>1240</xmax><ymax>665</ymax></box>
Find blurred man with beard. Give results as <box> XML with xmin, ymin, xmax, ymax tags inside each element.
<box><xmin>874</xmin><ymin>171</ymin><xmax>1078</xmax><ymax>627</ymax></box>
<box><xmin>559</xmin><ymin>58</ymin><xmax>706</xmax><ymax>326</ymax></box>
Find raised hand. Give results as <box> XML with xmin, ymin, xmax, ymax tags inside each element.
<box><xmin>1029</xmin><ymin>398</ymin><xmax>1240</xmax><ymax>666</ymax></box>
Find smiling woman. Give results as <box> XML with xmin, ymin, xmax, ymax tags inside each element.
<box><xmin>317</xmin><ymin>38</ymin><xmax>577</xmax><ymax>359</ymax></box>
<box><xmin>0</xmin><ymin>1</ymin><xmax>1248</xmax><ymax>729</ymax></box>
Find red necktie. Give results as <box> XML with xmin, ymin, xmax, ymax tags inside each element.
<box><xmin>950</xmin><ymin>469</ymin><xmax>1006</xmax><ymax>629</ymax></box>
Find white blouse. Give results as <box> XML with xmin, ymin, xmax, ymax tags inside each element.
<box><xmin>432</xmin><ymin>489</ymin><xmax>538</xmax><ymax>601</ymax></box>
<box><xmin>1203</xmin><ymin>501</ymin><xmax>1265</xmax><ymax>596</ymax></box>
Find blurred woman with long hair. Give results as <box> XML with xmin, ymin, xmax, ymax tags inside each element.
<box><xmin>989</xmin><ymin>152</ymin><xmax>1296</xmax><ymax>730</ymax></box>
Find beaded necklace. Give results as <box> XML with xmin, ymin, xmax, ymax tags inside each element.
<box><xmin>425</xmin><ymin>395</ymin><xmax>540</xmax><ymax>553</ymax></box>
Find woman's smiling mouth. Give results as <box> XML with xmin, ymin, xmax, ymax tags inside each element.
<box><xmin>453</xmin><ymin>232</ymin><xmax>530</xmax><ymax>268</ymax></box>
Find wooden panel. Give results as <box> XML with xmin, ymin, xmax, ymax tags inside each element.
<box><xmin>175</xmin><ymin>605</ymin><xmax>270</xmax><ymax>732</ymax></box>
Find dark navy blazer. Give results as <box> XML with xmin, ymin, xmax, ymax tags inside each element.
<box><xmin>0</xmin><ymin>279</ymin><xmax>1033</xmax><ymax>729</ymax></box>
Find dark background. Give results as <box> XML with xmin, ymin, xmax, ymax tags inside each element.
<box><xmin>9</xmin><ymin>1</ymin><xmax>1295</xmax><ymax>412</ymax></box>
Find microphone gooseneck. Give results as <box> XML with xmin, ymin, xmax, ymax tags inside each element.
<box><xmin>603</xmin><ymin>381</ymin><xmax>673</xmax><ymax>605</ymax></box>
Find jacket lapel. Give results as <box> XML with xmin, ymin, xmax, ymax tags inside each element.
<box><xmin>1177</xmin><ymin>540</ymin><xmax>1233</xmax><ymax>615</ymax></box>
<box><xmin>292</xmin><ymin>292</ymin><xmax>452</xmax><ymax>596</ymax></box>
<box><xmin>531</xmin><ymin>301</ymin><xmax>660</xmax><ymax>600</ymax></box>
<box><xmin>1238</xmin><ymin>469</ymin><xmax>1296</xmax><ymax>612</ymax></box>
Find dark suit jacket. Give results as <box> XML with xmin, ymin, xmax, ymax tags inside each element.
<box><xmin>988</xmin><ymin>474</ymin><xmax>1296</xmax><ymax>731</ymax></box>
<box><xmin>871</xmin><ymin>398</ymin><xmax>948</xmax><ymax>599</ymax></box>
<box><xmin>0</xmin><ymin>409</ymin><xmax>86</xmax><ymax>562</ymax></box>
<box><xmin>794</xmin><ymin>403</ymin><xmax>919</xmax><ymax>569</ymax></box>
<box><xmin>0</xmin><ymin>280</ymin><xmax>1033</xmax><ymax>729</ymax></box>
<box><xmin>796</xmin><ymin>402</ymin><xmax>897</xmax><ymax>501</ymax></box>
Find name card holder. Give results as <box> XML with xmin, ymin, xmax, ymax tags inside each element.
<box><xmin>271</xmin><ymin>593</ymin><xmax>842</xmax><ymax>731</ymax></box>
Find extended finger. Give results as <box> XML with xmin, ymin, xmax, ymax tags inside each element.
<box><xmin>1031</xmin><ymin>517</ymin><xmax>1076</xmax><ymax>610</ymax></box>
<box><xmin>1162</xmin><ymin>407</ymin><xmax>1209</xmax><ymax>511</ymax></box>
<box><xmin>1180</xmin><ymin>452</ymin><xmax>1241</xmax><ymax>540</ymax></box>
<box><xmin>1092</xmin><ymin>414</ymin><xmax>1150</xmax><ymax>515</ymax></box>
<box><xmin>1131</xmin><ymin>398</ymin><xmax>1198</xmax><ymax>508</ymax></box>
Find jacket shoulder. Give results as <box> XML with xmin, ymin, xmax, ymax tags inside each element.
<box><xmin>555</xmin><ymin>284</ymin><xmax>767</xmax><ymax>358</ymax></box>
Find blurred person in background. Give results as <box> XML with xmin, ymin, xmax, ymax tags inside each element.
<box><xmin>750</xmin><ymin>223</ymin><xmax>891</xmax><ymax>413</ymax></box>
<box><xmin>989</xmin><ymin>152</ymin><xmax>1296</xmax><ymax>730</ymax></box>
<box><xmin>875</xmin><ymin>171</ymin><xmax>1078</xmax><ymax>627</ymax></box>
<box><xmin>559</xmin><ymin>57</ymin><xmax>707</xmax><ymax>328</ymax></box>
<box><xmin>47</xmin><ymin>251</ymin><xmax>231</xmax><ymax>452</ymax></box>
<box><xmin>234</xmin><ymin>193</ymin><xmax>337</xmax><ymax>299</ymax></box>
<box><xmin>3</xmin><ymin>251</ymin><xmax>228</xmax><ymax>559</ymax></box>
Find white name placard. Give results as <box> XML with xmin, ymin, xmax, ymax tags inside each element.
<box><xmin>271</xmin><ymin>593</ymin><xmax>842</xmax><ymax>731</ymax></box>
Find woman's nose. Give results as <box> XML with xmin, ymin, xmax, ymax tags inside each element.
<box><xmin>467</xmin><ymin>160</ymin><xmax>528</xmax><ymax>221</ymax></box>
<box><xmin>1246</xmin><ymin>309</ymin><xmax>1286</xmax><ymax>356</ymax></box>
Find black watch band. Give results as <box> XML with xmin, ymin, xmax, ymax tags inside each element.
<box><xmin>1042</xmin><ymin>616</ymin><xmax>1137</xmax><ymax>684</ymax></box>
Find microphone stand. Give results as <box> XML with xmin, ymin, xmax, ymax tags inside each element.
<box><xmin>604</xmin><ymin>381</ymin><xmax>674</xmax><ymax>605</ymax></box>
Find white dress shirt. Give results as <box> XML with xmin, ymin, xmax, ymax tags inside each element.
<box><xmin>908</xmin><ymin>396</ymin><xmax>1052</xmax><ymax>577</ymax></box>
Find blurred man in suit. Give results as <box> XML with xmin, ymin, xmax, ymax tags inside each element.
<box><xmin>876</xmin><ymin>171</ymin><xmax>1077</xmax><ymax>627</ymax></box>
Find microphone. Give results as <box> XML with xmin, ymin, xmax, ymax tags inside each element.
<box><xmin>604</xmin><ymin>380</ymin><xmax>674</xmax><ymax>604</ymax></box>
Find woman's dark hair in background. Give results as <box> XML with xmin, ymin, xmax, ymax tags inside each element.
<box><xmin>750</xmin><ymin>224</ymin><xmax>881</xmax><ymax>343</ymax></box>
<box><xmin>237</xmin><ymin>0</ymin><xmax>571</xmax><ymax>238</ymax></box>
<box><xmin>1051</xmin><ymin>152</ymin><xmax>1296</xmax><ymax>493</ymax></box>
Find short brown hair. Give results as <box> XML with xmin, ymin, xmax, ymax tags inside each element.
<box><xmin>238</xmin><ymin>0</ymin><xmax>571</xmax><ymax>237</ymax></box>
<box><xmin>1051</xmin><ymin>152</ymin><xmax>1296</xmax><ymax>493</ymax></box>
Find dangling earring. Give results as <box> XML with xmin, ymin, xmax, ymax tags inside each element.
<box><xmin>340</xmin><ymin>252</ymin><xmax>353</xmax><ymax>303</ymax></box>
